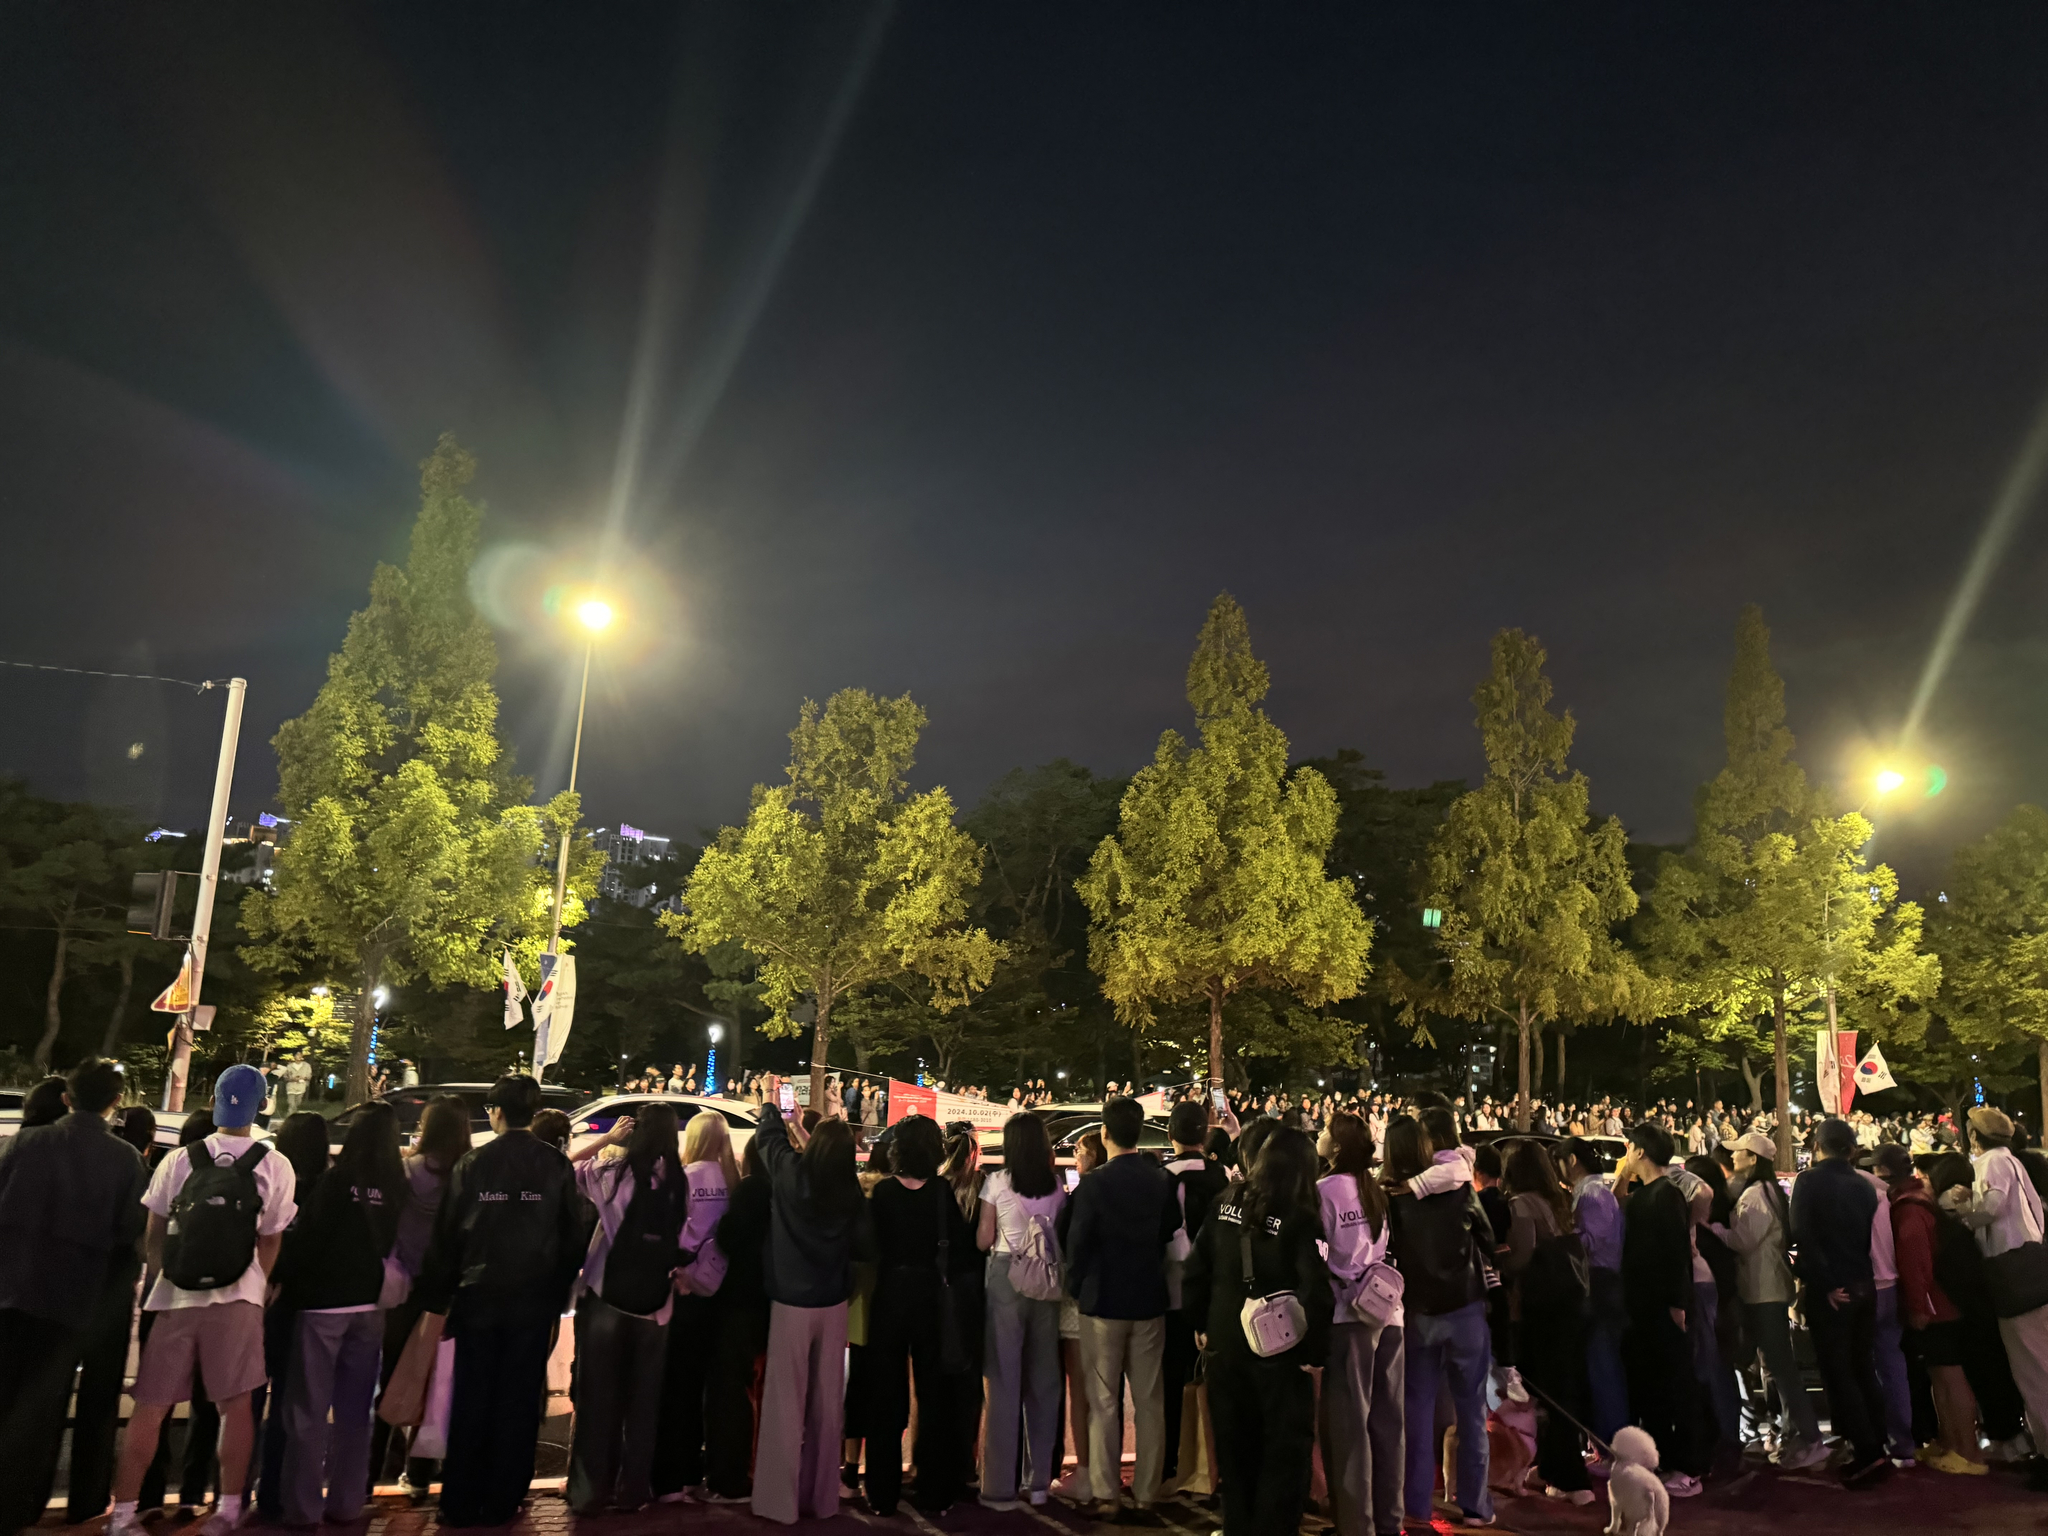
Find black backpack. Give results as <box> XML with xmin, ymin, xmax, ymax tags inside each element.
<box><xmin>164</xmin><ymin>1142</ymin><xmax>269</xmax><ymax>1292</ymax></box>
<box><xmin>601</xmin><ymin>1167</ymin><xmax>684</xmax><ymax>1316</ymax></box>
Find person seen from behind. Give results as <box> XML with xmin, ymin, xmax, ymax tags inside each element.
<box><xmin>1957</xmin><ymin>1106</ymin><xmax>2048</xmax><ymax>1488</ymax></box>
<box><xmin>1501</xmin><ymin>1140</ymin><xmax>1592</xmax><ymax>1502</ymax></box>
<box><xmin>1315</xmin><ymin>1111</ymin><xmax>1403</xmax><ymax>1536</ymax></box>
<box><xmin>1789</xmin><ymin>1116</ymin><xmax>1890</xmax><ymax>1487</ymax></box>
<box><xmin>979</xmin><ymin>1110</ymin><xmax>1069</xmax><ymax>1510</ymax></box>
<box><xmin>1873</xmin><ymin>1143</ymin><xmax>1985</xmax><ymax>1474</ymax></box>
<box><xmin>1617</xmin><ymin>1120</ymin><xmax>1708</xmax><ymax>1497</ymax></box>
<box><xmin>108</xmin><ymin>1064</ymin><xmax>297</xmax><ymax>1536</ymax></box>
<box><xmin>1716</xmin><ymin>1132</ymin><xmax>1826</xmax><ymax>1469</ymax></box>
<box><xmin>650</xmin><ymin>1109</ymin><xmax>743</xmax><ymax>1501</ymax></box>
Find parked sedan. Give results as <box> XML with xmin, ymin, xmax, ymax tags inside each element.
<box><xmin>328</xmin><ymin>1081</ymin><xmax>587</xmax><ymax>1151</ymax></box>
<box><xmin>564</xmin><ymin>1092</ymin><xmax>758</xmax><ymax>1158</ymax></box>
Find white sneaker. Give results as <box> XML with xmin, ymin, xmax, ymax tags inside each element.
<box><xmin>106</xmin><ymin>1512</ymin><xmax>146</xmax><ymax>1536</ymax></box>
<box><xmin>1661</xmin><ymin>1473</ymin><xmax>1702</xmax><ymax>1498</ymax></box>
<box><xmin>197</xmin><ymin>1506</ymin><xmax>247</xmax><ymax>1536</ymax></box>
<box><xmin>1775</xmin><ymin>1439</ymin><xmax>1832</xmax><ymax>1472</ymax></box>
<box><xmin>1049</xmin><ymin>1470</ymin><xmax>1093</xmax><ymax>1502</ymax></box>
<box><xmin>1543</xmin><ymin>1487</ymin><xmax>1595</xmax><ymax>1506</ymax></box>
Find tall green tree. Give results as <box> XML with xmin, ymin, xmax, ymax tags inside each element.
<box><xmin>1416</xmin><ymin>630</ymin><xmax>1653</xmax><ymax>1131</ymax></box>
<box><xmin>1078</xmin><ymin>594</ymin><xmax>1371</xmax><ymax>1096</ymax></box>
<box><xmin>1935</xmin><ymin>803</ymin><xmax>2048</xmax><ymax>1121</ymax></box>
<box><xmin>1643</xmin><ymin>606</ymin><xmax>1938</xmax><ymax>1160</ymax></box>
<box><xmin>665</xmin><ymin>688</ymin><xmax>1002</xmax><ymax>1108</ymax></box>
<box><xmin>243</xmin><ymin>435</ymin><xmax>588</xmax><ymax>1101</ymax></box>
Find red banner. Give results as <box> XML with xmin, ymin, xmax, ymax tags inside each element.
<box><xmin>886</xmin><ymin>1081</ymin><xmax>936</xmax><ymax>1124</ymax></box>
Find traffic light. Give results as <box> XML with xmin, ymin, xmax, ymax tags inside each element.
<box><xmin>127</xmin><ymin>871</ymin><xmax>180</xmax><ymax>940</ymax></box>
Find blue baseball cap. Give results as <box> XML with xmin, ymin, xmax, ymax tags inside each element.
<box><xmin>214</xmin><ymin>1064</ymin><xmax>268</xmax><ymax>1129</ymax></box>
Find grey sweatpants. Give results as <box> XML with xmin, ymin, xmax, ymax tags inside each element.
<box><xmin>281</xmin><ymin>1309</ymin><xmax>384</xmax><ymax>1526</ymax></box>
<box><xmin>1319</xmin><ymin>1320</ymin><xmax>1405</xmax><ymax>1536</ymax></box>
<box><xmin>752</xmin><ymin>1300</ymin><xmax>849</xmax><ymax>1525</ymax></box>
<box><xmin>982</xmin><ymin>1255</ymin><xmax>1064</xmax><ymax>1500</ymax></box>
<box><xmin>568</xmin><ymin>1293</ymin><xmax>667</xmax><ymax>1513</ymax></box>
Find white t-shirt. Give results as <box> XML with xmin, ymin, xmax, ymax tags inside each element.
<box><xmin>982</xmin><ymin>1168</ymin><xmax>1065</xmax><ymax>1257</ymax></box>
<box><xmin>142</xmin><ymin>1133</ymin><xmax>298</xmax><ymax>1312</ymax></box>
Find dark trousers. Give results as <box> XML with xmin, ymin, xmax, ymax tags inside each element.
<box><xmin>1626</xmin><ymin>1307</ymin><xmax>1705</xmax><ymax>1478</ymax></box>
<box><xmin>1161</xmin><ymin>1309</ymin><xmax>1199</xmax><ymax>1479</ymax></box>
<box><xmin>1517</xmin><ymin>1306</ymin><xmax>1590</xmax><ymax>1493</ymax></box>
<box><xmin>0</xmin><ymin>1308</ymin><xmax>82</xmax><ymax>1534</ymax></box>
<box><xmin>67</xmin><ymin>1275</ymin><xmax>139</xmax><ymax>1522</ymax></box>
<box><xmin>253</xmin><ymin>1303</ymin><xmax>298</xmax><ymax>1519</ymax></box>
<box><xmin>652</xmin><ymin>1294</ymin><xmax>757</xmax><ymax>1498</ymax></box>
<box><xmin>1805</xmin><ymin>1290</ymin><xmax>1884</xmax><ymax>1466</ymax></box>
<box><xmin>864</xmin><ymin>1277</ymin><xmax>972</xmax><ymax>1514</ymax></box>
<box><xmin>568</xmin><ymin>1294</ymin><xmax>666</xmax><ymax>1514</ymax></box>
<box><xmin>439</xmin><ymin>1317</ymin><xmax>554</xmax><ymax>1527</ymax></box>
<box><xmin>1207</xmin><ymin>1352</ymin><xmax>1316</xmax><ymax>1536</ymax></box>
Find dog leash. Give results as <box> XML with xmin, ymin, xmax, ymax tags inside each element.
<box><xmin>1511</xmin><ymin>1374</ymin><xmax>1616</xmax><ymax>1462</ymax></box>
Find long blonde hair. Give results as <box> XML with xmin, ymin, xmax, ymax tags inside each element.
<box><xmin>682</xmin><ymin>1109</ymin><xmax>741</xmax><ymax>1191</ymax></box>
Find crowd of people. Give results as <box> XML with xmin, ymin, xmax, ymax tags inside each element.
<box><xmin>2</xmin><ymin>1057</ymin><xmax>2046</xmax><ymax>1536</ymax></box>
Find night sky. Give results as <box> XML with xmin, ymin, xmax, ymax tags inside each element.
<box><xmin>6</xmin><ymin>6</ymin><xmax>2048</xmax><ymax>894</ymax></box>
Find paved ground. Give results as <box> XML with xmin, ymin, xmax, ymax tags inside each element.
<box><xmin>43</xmin><ymin>1457</ymin><xmax>2043</xmax><ymax>1536</ymax></box>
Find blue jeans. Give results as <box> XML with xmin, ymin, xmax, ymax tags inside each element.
<box><xmin>1402</xmin><ymin>1302</ymin><xmax>1492</xmax><ymax>1522</ymax></box>
<box><xmin>1872</xmin><ymin>1286</ymin><xmax>1914</xmax><ymax>1458</ymax></box>
<box><xmin>1585</xmin><ymin>1269</ymin><xmax>1628</xmax><ymax>1442</ymax></box>
<box><xmin>1692</xmin><ymin>1281</ymin><xmax>1742</xmax><ymax>1451</ymax></box>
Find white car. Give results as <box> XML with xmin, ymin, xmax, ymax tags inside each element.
<box><xmin>566</xmin><ymin>1092</ymin><xmax>758</xmax><ymax>1159</ymax></box>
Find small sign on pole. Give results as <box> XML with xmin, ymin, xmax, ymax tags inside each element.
<box><xmin>151</xmin><ymin>953</ymin><xmax>194</xmax><ymax>1013</ymax></box>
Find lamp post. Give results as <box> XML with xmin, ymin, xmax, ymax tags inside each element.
<box><xmin>535</xmin><ymin>597</ymin><xmax>611</xmax><ymax>1084</ymax></box>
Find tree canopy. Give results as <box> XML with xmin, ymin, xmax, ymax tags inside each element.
<box><xmin>1417</xmin><ymin>629</ymin><xmax>1653</xmax><ymax>1130</ymax></box>
<box><xmin>242</xmin><ymin>435</ymin><xmax>591</xmax><ymax>1101</ymax></box>
<box><xmin>664</xmin><ymin>687</ymin><xmax>1002</xmax><ymax>1108</ymax></box>
<box><xmin>1079</xmin><ymin>593</ymin><xmax>1371</xmax><ymax>1096</ymax></box>
<box><xmin>1935</xmin><ymin>803</ymin><xmax>2048</xmax><ymax>1119</ymax></box>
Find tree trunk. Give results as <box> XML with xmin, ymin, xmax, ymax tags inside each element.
<box><xmin>1556</xmin><ymin>1032</ymin><xmax>1567</xmax><ymax>1092</ymax></box>
<box><xmin>1516</xmin><ymin>1003</ymin><xmax>1533</xmax><ymax>1132</ymax></box>
<box><xmin>2038</xmin><ymin>1037</ymin><xmax>2047</xmax><ymax>1136</ymax></box>
<box><xmin>1207</xmin><ymin>979</ymin><xmax>1225</xmax><ymax>1118</ymax></box>
<box><xmin>809</xmin><ymin>992</ymin><xmax>833</xmax><ymax>1114</ymax></box>
<box><xmin>1740</xmin><ymin>1053</ymin><xmax>1763</xmax><ymax>1113</ymax></box>
<box><xmin>1533</xmin><ymin>1029</ymin><xmax>1546</xmax><ymax>1101</ymax></box>
<box><xmin>99</xmin><ymin>949</ymin><xmax>136</xmax><ymax>1059</ymax></box>
<box><xmin>1772</xmin><ymin>989</ymin><xmax>1793</xmax><ymax>1167</ymax></box>
<box><xmin>34</xmin><ymin>909</ymin><xmax>73</xmax><ymax>1070</ymax></box>
<box><xmin>853</xmin><ymin>1037</ymin><xmax>871</xmax><ymax>1073</ymax></box>
<box><xmin>346</xmin><ymin>957</ymin><xmax>378</xmax><ymax>1104</ymax></box>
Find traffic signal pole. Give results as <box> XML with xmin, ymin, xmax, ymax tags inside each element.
<box><xmin>164</xmin><ymin>677</ymin><xmax>246</xmax><ymax>1113</ymax></box>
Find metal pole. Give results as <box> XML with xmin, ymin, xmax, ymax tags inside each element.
<box><xmin>164</xmin><ymin>677</ymin><xmax>245</xmax><ymax>1113</ymax></box>
<box><xmin>535</xmin><ymin>641</ymin><xmax>592</xmax><ymax>1084</ymax></box>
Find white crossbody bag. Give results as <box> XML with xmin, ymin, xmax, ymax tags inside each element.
<box><xmin>1238</xmin><ymin>1228</ymin><xmax>1308</xmax><ymax>1358</ymax></box>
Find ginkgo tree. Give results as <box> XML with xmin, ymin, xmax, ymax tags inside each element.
<box><xmin>244</xmin><ymin>436</ymin><xmax>592</xmax><ymax>1101</ymax></box>
<box><xmin>1936</xmin><ymin>803</ymin><xmax>2048</xmax><ymax>1121</ymax></box>
<box><xmin>1078</xmin><ymin>593</ymin><xmax>1371</xmax><ymax>1099</ymax></box>
<box><xmin>1416</xmin><ymin>629</ymin><xmax>1656</xmax><ymax>1132</ymax></box>
<box><xmin>1644</xmin><ymin>607</ymin><xmax>1938</xmax><ymax>1162</ymax></box>
<box><xmin>664</xmin><ymin>688</ymin><xmax>1002</xmax><ymax>1109</ymax></box>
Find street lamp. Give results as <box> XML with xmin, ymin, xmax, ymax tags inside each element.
<box><xmin>1873</xmin><ymin>769</ymin><xmax>1905</xmax><ymax>796</ymax></box>
<box><xmin>536</xmin><ymin>595</ymin><xmax>612</xmax><ymax>1086</ymax></box>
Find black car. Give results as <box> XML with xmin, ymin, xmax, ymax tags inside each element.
<box><xmin>328</xmin><ymin>1081</ymin><xmax>586</xmax><ymax>1145</ymax></box>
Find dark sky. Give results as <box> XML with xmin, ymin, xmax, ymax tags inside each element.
<box><xmin>6</xmin><ymin>5</ymin><xmax>2048</xmax><ymax>894</ymax></box>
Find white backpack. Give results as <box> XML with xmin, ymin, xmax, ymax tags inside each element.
<box><xmin>1008</xmin><ymin>1207</ymin><xmax>1065</xmax><ymax>1301</ymax></box>
<box><xmin>1238</xmin><ymin>1229</ymin><xmax>1308</xmax><ymax>1358</ymax></box>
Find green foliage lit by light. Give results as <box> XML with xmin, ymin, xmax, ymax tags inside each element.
<box><xmin>242</xmin><ymin>435</ymin><xmax>598</xmax><ymax>1102</ymax></box>
<box><xmin>1078</xmin><ymin>594</ymin><xmax>1372</xmax><ymax>1090</ymax></box>
<box><xmin>1933</xmin><ymin>804</ymin><xmax>2048</xmax><ymax>1120</ymax></box>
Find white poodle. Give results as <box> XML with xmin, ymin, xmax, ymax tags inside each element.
<box><xmin>1604</xmin><ymin>1426</ymin><xmax>1669</xmax><ymax>1536</ymax></box>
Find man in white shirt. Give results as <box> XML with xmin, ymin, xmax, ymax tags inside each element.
<box><xmin>281</xmin><ymin>1055</ymin><xmax>312</xmax><ymax>1115</ymax></box>
<box><xmin>108</xmin><ymin>1066</ymin><xmax>296</xmax><ymax>1536</ymax></box>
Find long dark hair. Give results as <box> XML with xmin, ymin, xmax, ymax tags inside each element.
<box><xmin>22</xmin><ymin>1076</ymin><xmax>66</xmax><ymax>1128</ymax></box>
<box><xmin>274</xmin><ymin>1111</ymin><xmax>332</xmax><ymax>1191</ymax></box>
<box><xmin>890</xmin><ymin>1115</ymin><xmax>945</xmax><ymax>1180</ymax></box>
<box><xmin>1325</xmin><ymin>1111</ymin><xmax>1387</xmax><ymax>1237</ymax></box>
<box><xmin>803</xmin><ymin>1117</ymin><xmax>864</xmax><ymax>1220</ymax></box>
<box><xmin>1002</xmin><ymin>1112</ymin><xmax>1057</xmax><ymax>1199</ymax></box>
<box><xmin>336</xmin><ymin>1101</ymin><xmax>406</xmax><ymax>1246</ymax></box>
<box><xmin>1503</xmin><ymin>1140</ymin><xmax>1572</xmax><ymax>1232</ymax></box>
<box><xmin>1243</xmin><ymin>1125</ymin><xmax>1319</xmax><ymax>1230</ymax></box>
<box><xmin>624</xmin><ymin>1100</ymin><xmax>684</xmax><ymax>1198</ymax></box>
<box><xmin>1379</xmin><ymin>1115</ymin><xmax>1432</xmax><ymax>1188</ymax></box>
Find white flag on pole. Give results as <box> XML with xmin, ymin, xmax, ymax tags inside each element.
<box><xmin>1853</xmin><ymin>1042</ymin><xmax>1899</xmax><ymax>1096</ymax></box>
<box><xmin>543</xmin><ymin>954</ymin><xmax>577</xmax><ymax>1066</ymax></box>
<box><xmin>502</xmin><ymin>949</ymin><xmax>528</xmax><ymax>1030</ymax></box>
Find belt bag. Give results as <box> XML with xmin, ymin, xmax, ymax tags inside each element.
<box><xmin>1348</xmin><ymin>1260</ymin><xmax>1403</xmax><ymax>1328</ymax></box>
<box><xmin>1238</xmin><ymin>1229</ymin><xmax>1307</xmax><ymax>1358</ymax></box>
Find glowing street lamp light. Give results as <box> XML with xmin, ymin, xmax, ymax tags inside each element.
<box><xmin>576</xmin><ymin>599</ymin><xmax>613</xmax><ymax>633</ymax></box>
<box><xmin>1873</xmin><ymin>769</ymin><xmax>1905</xmax><ymax>797</ymax></box>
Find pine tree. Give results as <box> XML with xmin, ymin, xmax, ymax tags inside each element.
<box><xmin>1418</xmin><ymin>629</ymin><xmax>1653</xmax><ymax>1131</ymax></box>
<box><xmin>1078</xmin><ymin>594</ymin><xmax>1370</xmax><ymax>1095</ymax></box>
<box><xmin>243</xmin><ymin>435</ymin><xmax>588</xmax><ymax>1100</ymax></box>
